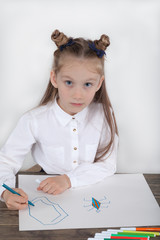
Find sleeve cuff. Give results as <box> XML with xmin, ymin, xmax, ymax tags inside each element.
<box><xmin>66</xmin><ymin>173</ymin><xmax>77</xmax><ymax>188</ymax></box>
<box><xmin>0</xmin><ymin>179</ymin><xmax>16</xmax><ymax>202</ymax></box>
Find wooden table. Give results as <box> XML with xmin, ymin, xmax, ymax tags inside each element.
<box><xmin>0</xmin><ymin>173</ymin><xmax>160</xmax><ymax>240</ymax></box>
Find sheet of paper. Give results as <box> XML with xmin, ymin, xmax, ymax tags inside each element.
<box><xmin>19</xmin><ymin>174</ymin><xmax>160</xmax><ymax>231</ymax></box>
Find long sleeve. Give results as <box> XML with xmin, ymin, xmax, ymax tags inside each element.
<box><xmin>0</xmin><ymin>112</ymin><xmax>36</xmax><ymax>199</ymax></box>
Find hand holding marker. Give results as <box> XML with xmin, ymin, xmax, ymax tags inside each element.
<box><xmin>2</xmin><ymin>183</ymin><xmax>35</xmax><ymax>207</ymax></box>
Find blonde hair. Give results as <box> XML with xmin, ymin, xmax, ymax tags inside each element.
<box><xmin>39</xmin><ymin>29</ymin><xmax>118</xmax><ymax>162</ymax></box>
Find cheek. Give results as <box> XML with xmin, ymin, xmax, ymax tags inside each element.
<box><xmin>57</xmin><ymin>84</ymin><xmax>64</xmax><ymax>94</ymax></box>
<box><xmin>90</xmin><ymin>86</ymin><xmax>98</xmax><ymax>95</ymax></box>
<box><xmin>58</xmin><ymin>87</ymin><xmax>69</xmax><ymax>99</ymax></box>
<box><xmin>86</xmin><ymin>89</ymin><xmax>97</xmax><ymax>100</ymax></box>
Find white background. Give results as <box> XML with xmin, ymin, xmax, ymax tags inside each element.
<box><xmin>0</xmin><ymin>0</ymin><xmax>160</xmax><ymax>173</ymax></box>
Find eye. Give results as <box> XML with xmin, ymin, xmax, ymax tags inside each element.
<box><xmin>65</xmin><ymin>81</ymin><xmax>72</xmax><ymax>86</ymax></box>
<box><xmin>85</xmin><ymin>82</ymin><xmax>92</xmax><ymax>87</ymax></box>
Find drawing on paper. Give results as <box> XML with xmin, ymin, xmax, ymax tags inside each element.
<box><xmin>28</xmin><ymin>196</ymin><xmax>68</xmax><ymax>225</ymax></box>
<box><xmin>83</xmin><ymin>196</ymin><xmax>110</xmax><ymax>213</ymax></box>
<box><xmin>92</xmin><ymin>197</ymin><xmax>101</xmax><ymax>210</ymax></box>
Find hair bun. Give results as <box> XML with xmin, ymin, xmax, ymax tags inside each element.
<box><xmin>51</xmin><ymin>29</ymin><xmax>69</xmax><ymax>47</ymax></box>
<box><xmin>94</xmin><ymin>34</ymin><xmax>110</xmax><ymax>51</ymax></box>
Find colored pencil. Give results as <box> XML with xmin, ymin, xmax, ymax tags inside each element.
<box><xmin>113</xmin><ymin>232</ymin><xmax>155</xmax><ymax>237</ymax></box>
<box><xmin>88</xmin><ymin>239</ymin><xmax>143</xmax><ymax>240</ymax></box>
<box><xmin>106</xmin><ymin>230</ymin><xmax>158</xmax><ymax>237</ymax></box>
<box><xmin>2</xmin><ymin>183</ymin><xmax>34</xmax><ymax>206</ymax></box>
<box><xmin>95</xmin><ymin>233</ymin><xmax>149</xmax><ymax>240</ymax></box>
<box><xmin>123</xmin><ymin>231</ymin><xmax>159</xmax><ymax>236</ymax></box>
<box><xmin>88</xmin><ymin>227</ymin><xmax>160</xmax><ymax>240</ymax></box>
<box><xmin>111</xmin><ymin>237</ymin><xmax>148</xmax><ymax>240</ymax></box>
<box><xmin>112</xmin><ymin>234</ymin><xmax>152</xmax><ymax>238</ymax></box>
<box><xmin>101</xmin><ymin>232</ymin><xmax>148</xmax><ymax>240</ymax></box>
<box><xmin>121</xmin><ymin>228</ymin><xmax>160</xmax><ymax>232</ymax></box>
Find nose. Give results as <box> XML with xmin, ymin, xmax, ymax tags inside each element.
<box><xmin>72</xmin><ymin>87</ymin><xmax>84</xmax><ymax>100</ymax></box>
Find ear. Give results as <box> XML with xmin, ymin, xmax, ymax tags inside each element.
<box><xmin>50</xmin><ymin>70</ymin><xmax>58</xmax><ymax>88</ymax></box>
<box><xmin>96</xmin><ymin>75</ymin><xmax>104</xmax><ymax>92</ymax></box>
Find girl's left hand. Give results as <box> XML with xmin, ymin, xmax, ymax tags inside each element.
<box><xmin>37</xmin><ymin>175</ymin><xmax>71</xmax><ymax>195</ymax></box>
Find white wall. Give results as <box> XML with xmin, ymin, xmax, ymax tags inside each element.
<box><xmin>0</xmin><ymin>0</ymin><xmax>160</xmax><ymax>173</ymax></box>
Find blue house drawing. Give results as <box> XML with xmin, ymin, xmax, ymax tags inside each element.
<box><xmin>28</xmin><ymin>196</ymin><xmax>68</xmax><ymax>225</ymax></box>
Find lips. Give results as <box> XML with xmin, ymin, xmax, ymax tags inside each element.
<box><xmin>71</xmin><ymin>103</ymin><xmax>83</xmax><ymax>106</ymax></box>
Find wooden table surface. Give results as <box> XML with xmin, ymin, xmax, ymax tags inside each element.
<box><xmin>0</xmin><ymin>173</ymin><xmax>159</xmax><ymax>240</ymax></box>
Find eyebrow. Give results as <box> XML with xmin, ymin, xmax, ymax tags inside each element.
<box><xmin>85</xmin><ymin>78</ymin><xmax>97</xmax><ymax>82</ymax></box>
<box><xmin>61</xmin><ymin>75</ymin><xmax>74</xmax><ymax>80</ymax></box>
<box><xmin>61</xmin><ymin>76</ymin><xmax>98</xmax><ymax>82</ymax></box>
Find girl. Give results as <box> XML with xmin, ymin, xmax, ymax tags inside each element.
<box><xmin>0</xmin><ymin>30</ymin><xmax>118</xmax><ymax>210</ymax></box>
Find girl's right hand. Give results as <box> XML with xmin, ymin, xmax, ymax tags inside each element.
<box><xmin>2</xmin><ymin>188</ymin><xmax>28</xmax><ymax>210</ymax></box>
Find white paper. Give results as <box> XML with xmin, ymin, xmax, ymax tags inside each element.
<box><xmin>19</xmin><ymin>174</ymin><xmax>160</xmax><ymax>231</ymax></box>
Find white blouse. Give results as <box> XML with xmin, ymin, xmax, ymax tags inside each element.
<box><xmin>0</xmin><ymin>99</ymin><xmax>118</xmax><ymax>199</ymax></box>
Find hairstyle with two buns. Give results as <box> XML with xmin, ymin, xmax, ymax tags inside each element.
<box><xmin>39</xmin><ymin>30</ymin><xmax>118</xmax><ymax>162</ymax></box>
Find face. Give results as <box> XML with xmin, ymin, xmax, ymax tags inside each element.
<box><xmin>50</xmin><ymin>56</ymin><xmax>104</xmax><ymax>115</ymax></box>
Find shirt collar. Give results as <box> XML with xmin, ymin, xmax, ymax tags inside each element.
<box><xmin>52</xmin><ymin>98</ymin><xmax>89</xmax><ymax>127</ymax></box>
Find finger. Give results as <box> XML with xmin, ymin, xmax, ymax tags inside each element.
<box><xmin>38</xmin><ymin>178</ymin><xmax>50</xmax><ymax>189</ymax></box>
<box><xmin>17</xmin><ymin>202</ymin><xmax>28</xmax><ymax>210</ymax></box>
<box><xmin>7</xmin><ymin>201</ymin><xmax>28</xmax><ymax>210</ymax></box>
<box><xmin>14</xmin><ymin>188</ymin><xmax>28</xmax><ymax>201</ymax></box>
<box><xmin>41</xmin><ymin>183</ymin><xmax>52</xmax><ymax>193</ymax></box>
<box><xmin>53</xmin><ymin>189</ymin><xmax>62</xmax><ymax>195</ymax></box>
<box><xmin>4</xmin><ymin>191</ymin><xmax>28</xmax><ymax>205</ymax></box>
<box><xmin>6</xmin><ymin>195</ymin><xmax>28</xmax><ymax>210</ymax></box>
<box><xmin>52</xmin><ymin>186</ymin><xmax>65</xmax><ymax>195</ymax></box>
<box><xmin>47</xmin><ymin>187</ymin><xmax>56</xmax><ymax>194</ymax></box>
<box><xmin>37</xmin><ymin>186</ymin><xmax>41</xmax><ymax>191</ymax></box>
<box><xmin>12</xmin><ymin>194</ymin><xmax>28</xmax><ymax>204</ymax></box>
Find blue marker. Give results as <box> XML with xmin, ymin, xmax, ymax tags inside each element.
<box><xmin>2</xmin><ymin>183</ymin><xmax>35</xmax><ymax>206</ymax></box>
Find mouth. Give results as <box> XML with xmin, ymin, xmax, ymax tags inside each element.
<box><xmin>71</xmin><ymin>103</ymin><xmax>83</xmax><ymax>107</ymax></box>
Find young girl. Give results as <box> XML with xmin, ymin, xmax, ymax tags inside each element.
<box><xmin>0</xmin><ymin>30</ymin><xmax>118</xmax><ymax>210</ymax></box>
